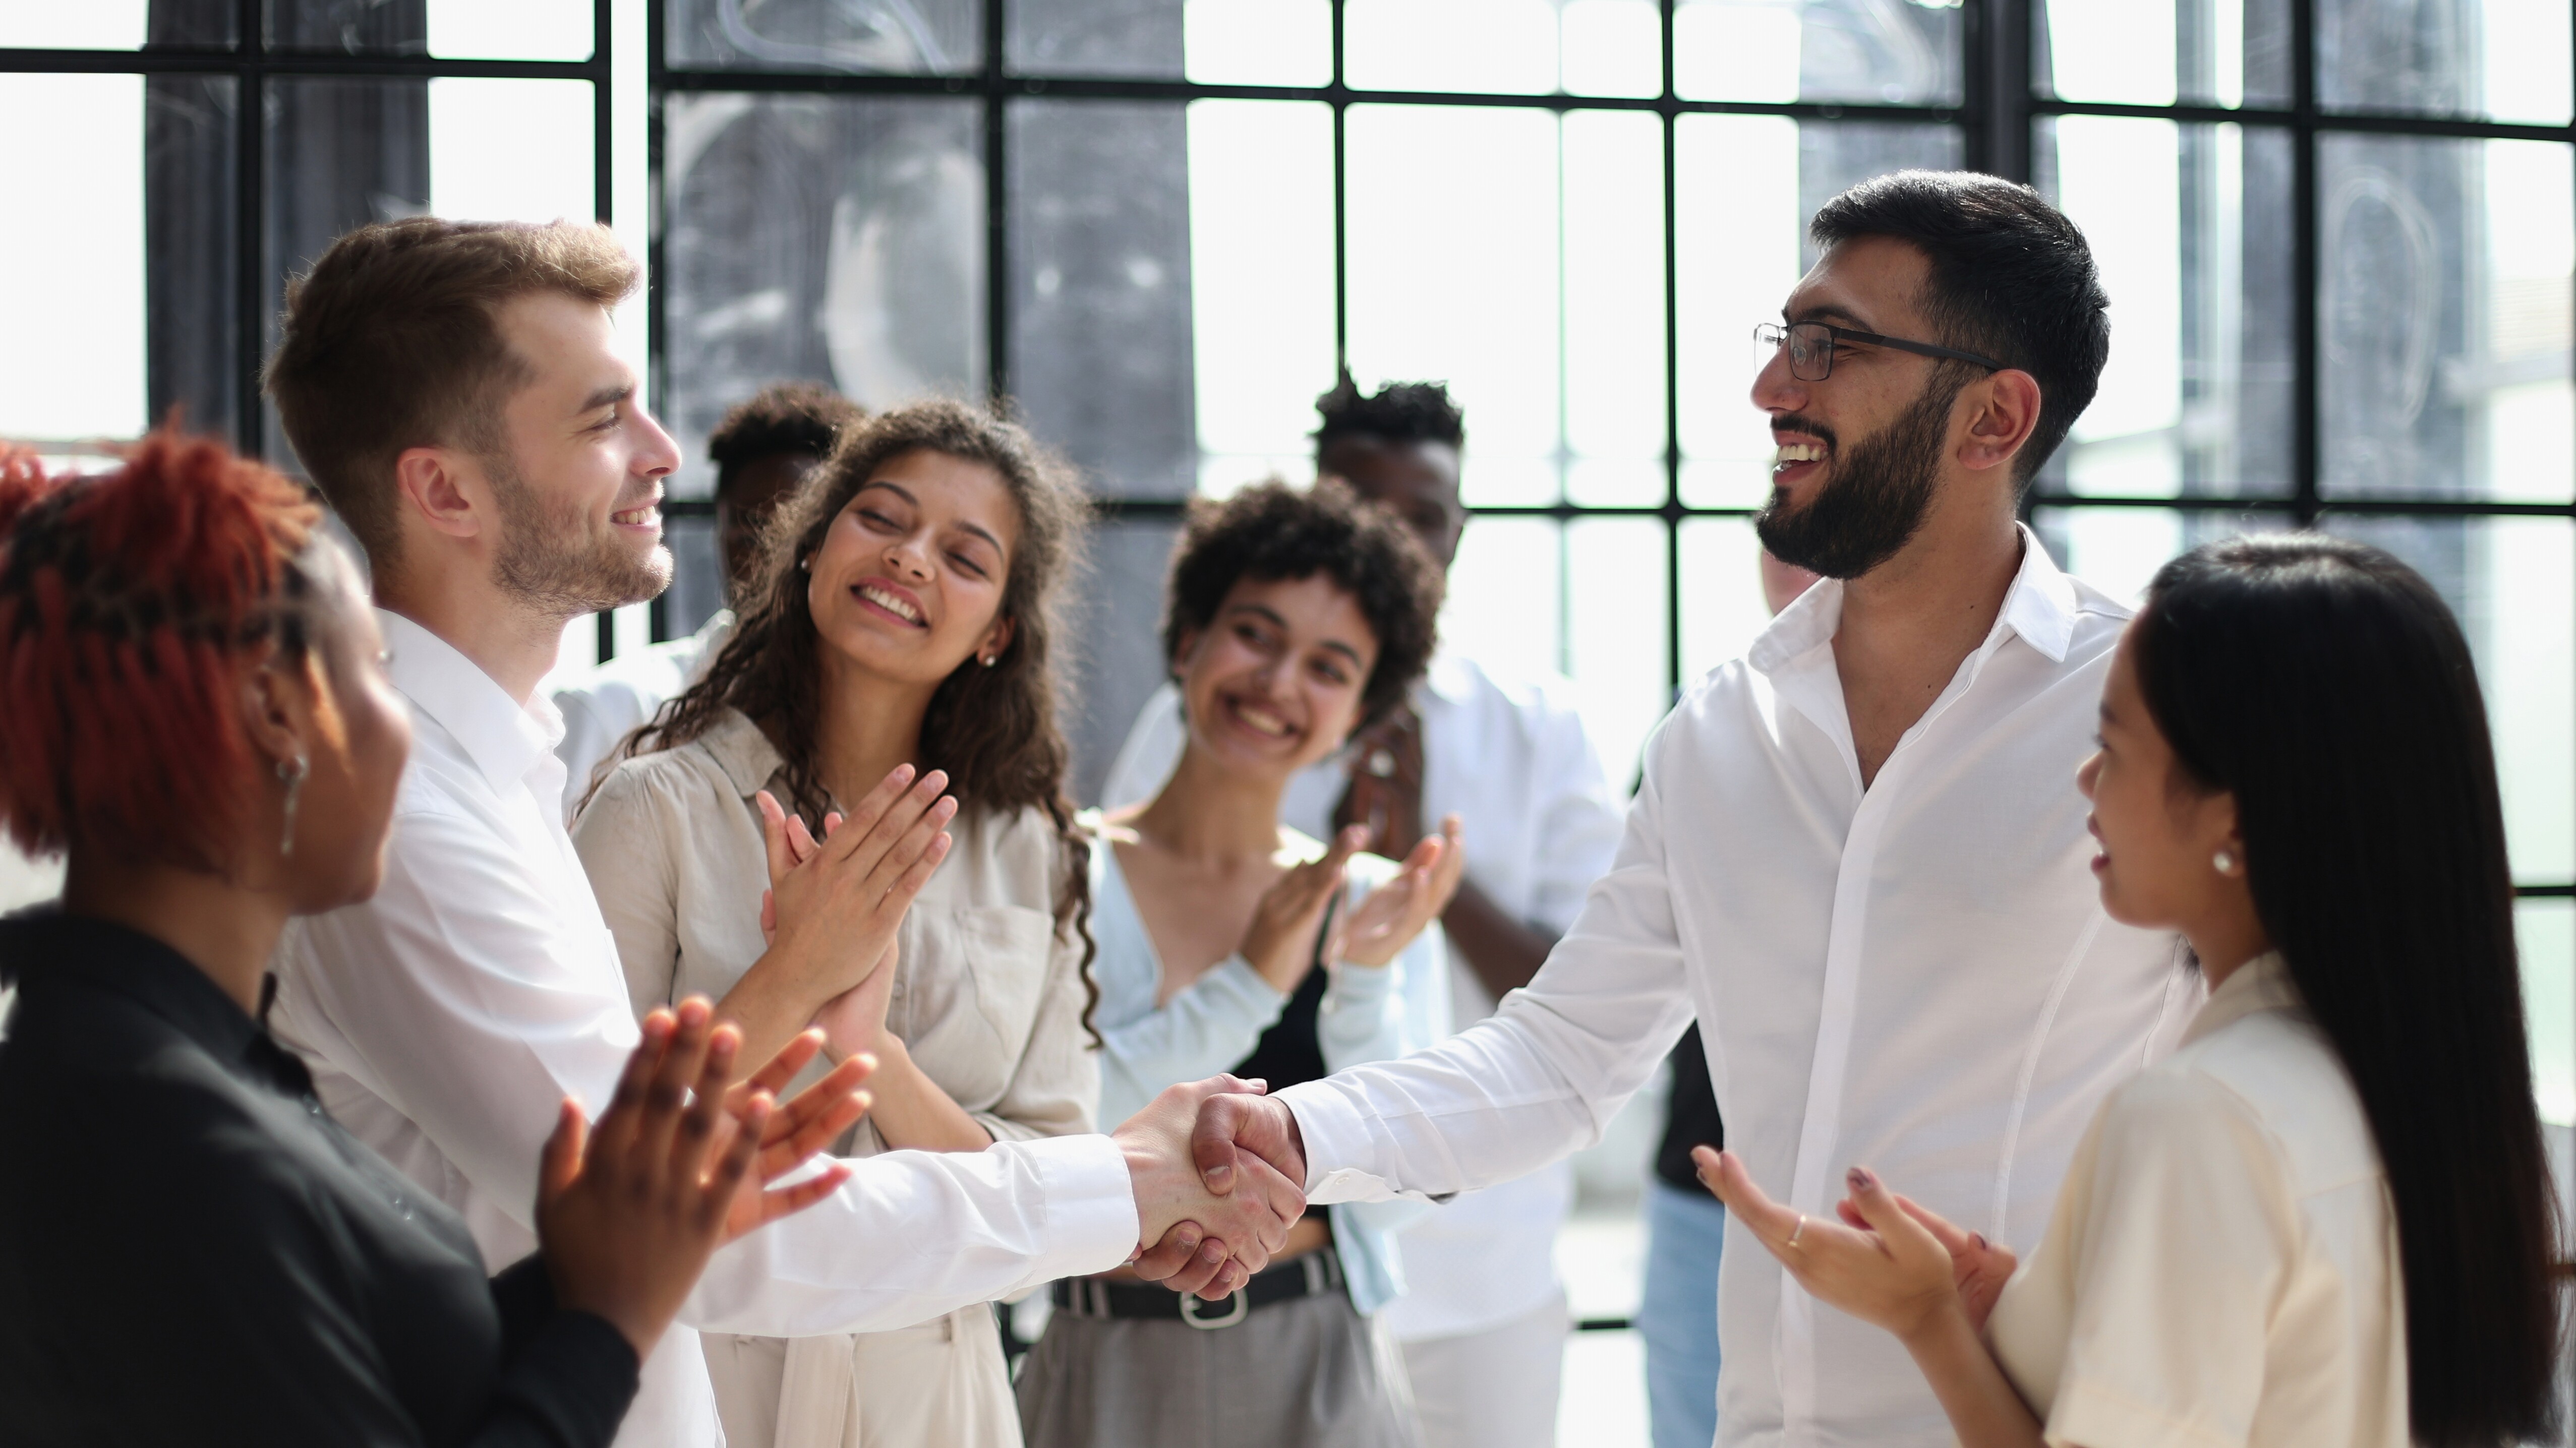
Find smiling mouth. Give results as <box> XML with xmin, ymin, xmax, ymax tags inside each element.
<box><xmin>1227</xmin><ymin>697</ymin><xmax>1297</xmax><ymax>740</ymax></box>
<box><xmin>856</xmin><ymin>583</ymin><xmax>925</xmax><ymax>626</ymax></box>
<box><xmin>610</xmin><ymin>503</ymin><xmax>662</xmax><ymax>527</ymax></box>
<box><xmin>1772</xmin><ymin>442</ymin><xmax>1828</xmax><ymax>474</ymax></box>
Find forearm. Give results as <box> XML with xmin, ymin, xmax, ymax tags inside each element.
<box><xmin>1900</xmin><ymin>1303</ymin><xmax>2047</xmax><ymax>1448</ymax></box>
<box><xmin>710</xmin><ymin>950</ymin><xmax>833</xmax><ymax>1069</ymax></box>
<box><xmin>1440</xmin><ymin>880</ymin><xmax>1556</xmax><ymax>998</ymax></box>
<box><xmin>853</xmin><ymin>1037</ymin><xmax>993</xmax><ymax>1152</ymax></box>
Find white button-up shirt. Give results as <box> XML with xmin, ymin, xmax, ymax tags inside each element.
<box><xmin>272</xmin><ymin>611</ymin><xmax>1139</xmax><ymax>1448</ymax></box>
<box><xmin>1278</xmin><ymin>531</ymin><xmax>2199</xmax><ymax>1446</ymax></box>
<box><xmin>1100</xmin><ymin>647</ymin><xmax>1627</xmax><ymax>1338</ymax></box>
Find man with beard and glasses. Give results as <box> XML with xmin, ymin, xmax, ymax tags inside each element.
<box><xmin>258</xmin><ymin>218</ymin><xmax>1307</xmax><ymax>1448</ymax></box>
<box><xmin>1180</xmin><ymin>171</ymin><xmax>2200</xmax><ymax>1447</ymax></box>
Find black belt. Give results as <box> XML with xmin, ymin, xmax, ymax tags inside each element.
<box><xmin>1050</xmin><ymin>1246</ymin><xmax>1346</xmax><ymax>1330</ymax></box>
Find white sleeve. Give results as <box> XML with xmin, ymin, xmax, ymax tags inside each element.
<box><xmin>1279</xmin><ymin>755</ymin><xmax>1695</xmax><ymax>1204</ymax></box>
<box><xmin>684</xmin><ymin>1134</ymin><xmax>1141</xmax><ymax>1336</ymax></box>
<box><xmin>1098</xmin><ymin>683</ymin><xmax>1188</xmax><ymax>810</ymax></box>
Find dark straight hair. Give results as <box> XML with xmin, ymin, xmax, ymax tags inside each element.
<box><xmin>2132</xmin><ymin>533</ymin><xmax>2562</xmax><ymax>1447</ymax></box>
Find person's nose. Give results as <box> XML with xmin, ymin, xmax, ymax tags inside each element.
<box><xmin>2075</xmin><ymin>750</ymin><xmax>2102</xmax><ymax>800</ymax></box>
<box><xmin>883</xmin><ymin>532</ymin><xmax>933</xmax><ymax>583</ymax></box>
<box><xmin>1750</xmin><ymin>342</ymin><xmax>1807</xmax><ymax>416</ymax></box>
<box><xmin>632</xmin><ymin>404</ymin><xmax>682</xmax><ymax>479</ymax></box>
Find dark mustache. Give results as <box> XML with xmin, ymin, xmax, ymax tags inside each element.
<box><xmin>1769</xmin><ymin>414</ymin><xmax>1838</xmax><ymax>451</ymax></box>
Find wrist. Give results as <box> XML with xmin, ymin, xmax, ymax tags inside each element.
<box><xmin>1897</xmin><ymin>1291</ymin><xmax>1974</xmax><ymax>1358</ymax></box>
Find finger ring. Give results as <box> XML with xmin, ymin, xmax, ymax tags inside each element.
<box><xmin>1787</xmin><ymin>1213</ymin><xmax>1807</xmax><ymax>1248</ymax></box>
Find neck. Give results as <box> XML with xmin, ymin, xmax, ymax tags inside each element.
<box><xmin>2187</xmin><ymin>912</ymin><xmax>2274</xmax><ymax>994</ymax></box>
<box><xmin>60</xmin><ymin>850</ymin><xmax>293</xmax><ymax>1014</ymax></box>
<box><xmin>814</xmin><ymin>646</ymin><xmax>937</xmax><ymax>808</ymax></box>
<box><xmin>374</xmin><ymin>566</ymin><xmax>570</xmax><ymax>707</ymax></box>
<box><xmin>1834</xmin><ymin>480</ymin><xmax>2025</xmax><ymax>682</ymax></box>
<box><xmin>1132</xmin><ymin>743</ymin><xmax>1293</xmax><ymax>864</ymax></box>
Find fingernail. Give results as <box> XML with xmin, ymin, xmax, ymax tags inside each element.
<box><xmin>1198</xmin><ymin>1241</ymin><xmax>1225</xmax><ymax>1264</ymax></box>
<box><xmin>1972</xmin><ymin>1233</ymin><xmax>1988</xmax><ymax>1251</ymax></box>
<box><xmin>1848</xmin><ymin>1166</ymin><xmax>1878</xmax><ymax>1192</ymax></box>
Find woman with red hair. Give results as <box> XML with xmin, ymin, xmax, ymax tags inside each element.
<box><xmin>0</xmin><ymin>431</ymin><xmax>868</xmax><ymax>1446</ymax></box>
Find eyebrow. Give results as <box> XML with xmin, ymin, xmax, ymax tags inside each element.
<box><xmin>1787</xmin><ymin>303</ymin><xmax>1872</xmax><ymax>330</ymax></box>
<box><xmin>1224</xmin><ymin>601</ymin><xmax>1368</xmax><ymax>666</ymax></box>
<box><xmin>578</xmin><ymin>382</ymin><xmax>633</xmax><ymax>415</ymax></box>
<box><xmin>856</xmin><ymin>479</ymin><xmax>1008</xmax><ymax>555</ymax></box>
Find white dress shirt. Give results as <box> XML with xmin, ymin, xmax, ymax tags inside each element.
<box><xmin>1276</xmin><ymin>530</ymin><xmax>2199</xmax><ymax>1446</ymax></box>
<box><xmin>552</xmin><ymin>609</ymin><xmax>734</xmax><ymax>821</ymax></box>
<box><xmin>1989</xmin><ymin>953</ymin><xmax>2405</xmax><ymax>1448</ymax></box>
<box><xmin>1099</xmin><ymin>647</ymin><xmax>1627</xmax><ymax>1339</ymax></box>
<box><xmin>271</xmin><ymin>611</ymin><xmax>1140</xmax><ymax>1448</ymax></box>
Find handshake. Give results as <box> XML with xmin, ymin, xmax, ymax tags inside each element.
<box><xmin>1111</xmin><ymin>1078</ymin><xmax>1311</xmax><ymax>1299</ymax></box>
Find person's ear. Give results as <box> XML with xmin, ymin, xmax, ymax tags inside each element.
<box><xmin>236</xmin><ymin>644</ymin><xmax>323</xmax><ymax>778</ymax></box>
<box><xmin>976</xmin><ymin>614</ymin><xmax>1015</xmax><ymax>668</ymax></box>
<box><xmin>2199</xmin><ymin>790</ymin><xmax>2247</xmax><ymax>879</ymax></box>
<box><xmin>393</xmin><ymin>446</ymin><xmax>489</xmax><ymax>541</ymax></box>
<box><xmin>1169</xmin><ymin>626</ymin><xmax>1203</xmax><ymax>683</ymax></box>
<box><xmin>1955</xmin><ymin>369</ymin><xmax>2043</xmax><ymax>476</ymax></box>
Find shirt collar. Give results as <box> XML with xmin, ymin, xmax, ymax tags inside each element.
<box><xmin>701</xmin><ymin>706</ymin><xmax>788</xmax><ymax>799</ymax></box>
<box><xmin>0</xmin><ymin>910</ymin><xmax>315</xmax><ymax>1096</ymax></box>
<box><xmin>2181</xmin><ymin>950</ymin><xmax>2305</xmax><ymax>1047</ymax></box>
<box><xmin>378</xmin><ymin>610</ymin><xmax>564</xmax><ymax>794</ymax></box>
<box><xmin>1421</xmin><ymin>645</ymin><xmax>1477</xmax><ymax>705</ymax></box>
<box><xmin>1745</xmin><ymin>523</ymin><xmax>2079</xmax><ymax>677</ymax></box>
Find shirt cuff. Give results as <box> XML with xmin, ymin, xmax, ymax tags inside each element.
<box><xmin>1277</xmin><ymin>1078</ymin><xmax>1392</xmax><ymax>1203</ymax></box>
<box><xmin>1013</xmin><ymin>1132</ymin><xmax>1143</xmax><ymax>1281</ymax></box>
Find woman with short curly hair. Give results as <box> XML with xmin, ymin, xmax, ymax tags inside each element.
<box><xmin>1014</xmin><ymin>478</ymin><xmax>1463</xmax><ymax>1448</ymax></box>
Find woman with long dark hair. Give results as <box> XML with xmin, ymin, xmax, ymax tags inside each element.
<box><xmin>0</xmin><ymin>433</ymin><xmax>866</xmax><ymax>1445</ymax></box>
<box><xmin>573</xmin><ymin>399</ymin><xmax>1099</xmax><ymax>1448</ymax></box>
<box><xmin>1705</xmin><ymin>533</ymin><xmax>2563</xmax><ymax>1447</ymax></box>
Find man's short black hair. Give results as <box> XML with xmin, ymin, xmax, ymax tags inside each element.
<box><xmin>1313</xmin><ymin>374</ymin><xmax>1466</xmax><ymax>453</ymax></box>
<box><xmin>1163</xmin><ymin>479</ymin><xmax>1444</xmax><ymax>734</ymax></box>
<box><xmin>1808</xmin><ymin>171</ymin><xmax>2110</xmax><ymax>486</ymax></box>
<box><xmin>707</xmin><ymin>382</ymin><xmax>865</xmax><ymax>501</ymax></box>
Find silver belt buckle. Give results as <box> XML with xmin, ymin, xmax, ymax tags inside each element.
<box><xmin>1178</xmin><ymin>1288</ymin><xmax>1249</xmax><ymax>1330</ymax></box>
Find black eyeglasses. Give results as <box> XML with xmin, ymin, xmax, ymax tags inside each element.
<box><xmin>1753</xmin><ymin>321</ymin><xmax>2007</xmax><ymax>381</ymax></box>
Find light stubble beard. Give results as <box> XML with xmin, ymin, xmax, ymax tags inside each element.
<box><xmin>485</xmin><ymin>448</ymin><xmax>672</xmax><ymax>617</ymax></box>
<box><xmin>1753</xmin><ymin>371</ymin><xmax>1963</xmax><ymax>581</ymax></box>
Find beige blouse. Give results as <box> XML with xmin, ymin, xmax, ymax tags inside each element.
<box><xmin>570</xmin><ymin>707</ymin><xmax>1098</xmax><ymax>1153</ymax></box>
<box><xmin>1986</xmin><ymin>952</ymin><xmax>2406</xmax><ymax>1448</ymax></box>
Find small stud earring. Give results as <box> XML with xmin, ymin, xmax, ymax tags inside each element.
<box><xmin>980</xmin><ymin>653</ymin><xmax>999</xmax><ymax>668</ymax></box>
<box><xmin>2212</xmin><ymin>849</ymin><xmax>2236</xmax><ymax>874</ymax></box>
<box><xmin>278</xmin><ymin>752</ymin><xmax>310</xmax><ymax>858</ymax></box>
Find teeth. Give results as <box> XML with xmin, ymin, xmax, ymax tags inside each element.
<box><xmin>611</xmin><ymin>505</ymin><xmax>661</xmax><ymax>526</ymax></box>
<box><xmin>859</xmin><ymin>585</ymin><xmax>923</xmax><ymax>623</ymax></box>
<box><xmin>1772</xmin><ymin>443</ymin><xmax>1826</xmax><ymax>467</ymax></box>
<box><xmin>1235</xmin><ymin>703</ymin><xmax>1292</xmax><ymax>738</ymax></box>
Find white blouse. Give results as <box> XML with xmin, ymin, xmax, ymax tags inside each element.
<box><xmin>1986</xmin><ymin>952</ymin><xmax>2407</xmax><ymax>1448</ymax></box>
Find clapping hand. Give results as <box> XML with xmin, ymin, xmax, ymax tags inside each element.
<box><xmin>1693</xmin><ymin>1147</ymin><xmax>2014</xmax><ymax>1344</ymax></box>
<box><xmin>754</xmin><ymin>767</ymin><xmax>953</xmax><ymax>1006</ymax></box>
<box><xmin>1114</xmin><ymin>1076</ymin><xmax>1307</xmax><ymax>1300</ymax></box>
<box><xmin>1238</xmin><ymin>826</ymin><xmax>1368</xmax><ymax>993</ymax></box>
<box><xmin>718</xmin><ymin>1023</ymin><xmax>877</xmax><ymax>1241</ymax></box>
<box><xmin>1334</xmin><ymin>815</ymin><xmax>1466</xmax><ymax>967</ymax></box>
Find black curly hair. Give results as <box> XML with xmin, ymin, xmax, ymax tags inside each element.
<box><xmin>707</xmin><ymin>382</ymin><xmax>865</xmax><ymax>501</ymax></box>
<box><xmin>1162</xmin><ymin>479</ymin><xmax>1444</xmax><ymax>733</ymax></box>
<box><xmin>1312</xmin><ymin>373</ymin><xmax>1466</xmax><ymax>452</ymax></box>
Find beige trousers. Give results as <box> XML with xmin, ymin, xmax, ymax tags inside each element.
<box><xmin>703</xmin><ymin>1307</ymin><xmax>1022</xmax><ymax>1448</ymax></box>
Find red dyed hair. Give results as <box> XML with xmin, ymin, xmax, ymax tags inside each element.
<box><xmin>0</xmin><ymin>429</ymin><xmax>323</xmax><ymax>871</ymax></box>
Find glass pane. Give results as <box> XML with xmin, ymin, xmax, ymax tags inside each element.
<box><xmin>1</xmin><ymin>0</ymin><xmax>233</xmax><ymax>47</ymax></box>
<box><xmin>430</xmin><ymin>79</ymin><xmax>596</xmax><ymax>223</ymax></box>
<box><xmin>1011</xmin><ymin>0</ymin><xmax>1185</xmax><ymax>78</ymax></box>
<box><xmin>659</xmin><ymin>509</ymin><xmax>727</xmax><ymax>642</ymax></box>
<box><xmin>2035</xmin><ymin>118</ymin><xmax>2294</xmax><ymax>499</ymax></box>
<box><xmin>1445</xmin><ymin>514</ymin><xmax>1565</xmax><ymax>688</ymax></box>
<box><xmin>267</xmin><ymin>0</ymin><xmax>426</xmax><ymax>53</ymax></box>
<box><xmin>665</xmin><ymin>0</ymin><xmax>981</xmax><ymax>75</ymax></box>
<box><xmin>1564</xmin><ymin>109</ymin><xmax>1667</xmax><ymax>506</ymax></box>
<box><xmin>1675</xmin><ymin>118</ymin><xmax>1962</xmax><ymax>508</ymax></box>
<box><xmin>1009</xmin><ymin>100</ymin><xmax>1195</xmax><ymax>499</ymax></box>
<box><xmin>662</xmin><ymin>94</ymin><xmax>984</xmax><ymax>499</ymax></box>
<box><xmin>1673</xmin><ymin>0</ymin><xmax>1962</xmax><ymax>106</ymax></box>
<box><xmin>0</xmin><ymin>74</ymin><xmax>147</xmax><ymax>443</ymax></box>
<box><xmin>1184</xmin><ymin>0</ymin><xmax>1332</xmax><ymax>85</ymax></box>
<box><xmin>148</xmin><ymin>73</ymin><xmax>241</xmax><ymax>445</ymax></box>
<box><xmin>1677</xmin><ymin>516</ymin><xmax>1774</xmax><ymax>685</ymax></box>
<box><xmin>2522</xmin><ymin>897</ymin><xmax>2573</xmax><ymax>1126</ymax></box>
<box><xmin>2037</xmin><ymin>0</ymin><xmax>2293</xmax><ymax>107</ymax></box>
<box><xmin>1345</xmin><ymin>104</ymin><xmax>1559</xmax><ymax>507</ymax></box>
<box><xmin>2322</xmin><ymin>515</ymin><xmax>2572</xmax><ymax>887</ymax></box>
<box><xmin>2318</xmin><ymin>136</ymin><xmax>2573</xmax><ymax>502</ymax></box>
<box><xmin>1188</xmin><ymin>99</ymin><xmax>1334</xmax><ymax>495</ymax></box>
<box><xmin>1068</xmin><ymin>516</ymin><xmax>1188</xmax><ymax>804</ymax></box>
<box><xmin>263</xmin><ymin>78</ymin><xmax>431</xmax><ymax>463</ymax></box>
<box><xmin>1344</xmin><ymin>0</ymin><xmax>1662</xmax><ymax>97</ymax></box>
<box><xmin>2319</xmin><ymin>0</ymin><xmax>2572</xmax><ymax>124</ymax></box>
<box><xmin>429</xmin><ymin>0</ymin><xmax>594</xmax><ymax>59</ymax></box>
<box><xmin>1567</xmin><ymin>516</ymin><xmax>1672</xmax><ymax>786</ymax></box>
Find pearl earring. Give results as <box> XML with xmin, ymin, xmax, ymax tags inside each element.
<box><xmin>980</xmin><ymin>653</ymin><xmax>999</xmax><ymax>668</ymax></box>
<box><xmin>2212</xmin><ymin>849</ymin><xmax>2236</xmax><ymax>875</ymax></box>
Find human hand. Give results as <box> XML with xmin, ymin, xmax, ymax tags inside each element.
<box><xmin>1335</xmin><ymin>815</ymin><xmax>1467</xmax><ymax>967</ymax></box>
<box><xmin>1694</xmin><ymin>1147</ymin><xmax>1960</xmax><ymax>1345</ymax></box>
<box><xmin>812</xmin><ymin>938</ymin><xmax>899</xmax><ymax>1064</ymax></box>
<box><xmin>717</xmin><ymin>1025</ymin><xmax>875</xmax><ymax>1243</ymax></box>
<box><xmin>1238</xmin><ymin>825</ymin><xmax>1367</xmax><ymax>993</ymax></box>
<box><xmin>1114</xmin><ymin>1076</ymin><xmax>1306</xmax><ymax>1300</ymax></box>
<box><xmin>758</xmin><ymin>768</ymin><xmax>954</xmax><ymax>1009</ymax></box>
<box><xmin>538</xmin><ymin>999</ymin><xmax>785</xmax><ymax>1358</ymax></box>
<box><xmin>1331</xmin><ymin>707</ymin><xmax>1425</xmax><ymax>855</ymax></box>
<box><xmin>1838</xmin><ymin>1191</ymin><xmax>2019</xmax><ymax>1332</ymax></box>
<box><xmin>756</xmin><ymin>792</ymin><xmax>841</xmax><ymax>947</ymax></box>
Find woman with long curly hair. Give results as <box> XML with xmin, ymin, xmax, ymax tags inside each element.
<box><xmin>0</xmin><ymin>431</ymin><xmax>866</xmax><ymax>1445</ymax></box>
<box><xmin>572</xmin><ymin>398</ymin><xmax>1099</xmax><ymax>1448</ymax></box>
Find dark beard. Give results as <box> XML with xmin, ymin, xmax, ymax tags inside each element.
<box><xmin>488</xmin><ymin>449</ymin><xmax>671</xmax><ymax>616</ymax></box>
<box><xmin>1754</xmin><ymin>375</ymin><xmax>1959</xmax><ymax>580</ymax></box>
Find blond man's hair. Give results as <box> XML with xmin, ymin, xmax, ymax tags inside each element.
<box><xmin>263</xmin><ymin>218</ymin><xmax>638</xmax><ymax>582</ymax></box>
